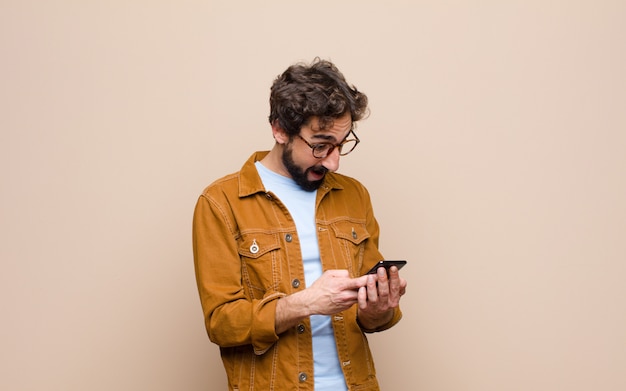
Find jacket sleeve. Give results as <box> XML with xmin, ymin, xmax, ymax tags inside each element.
<box><xmin>192</xmin><ymin>192</ymin><xmax>283</xmax><ymax>354</ymax></box>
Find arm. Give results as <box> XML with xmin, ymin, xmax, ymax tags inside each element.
<box><xmin>193</xmin><ymin>193</ymin><xmax>280</xmax><ymax>353</ymax></box>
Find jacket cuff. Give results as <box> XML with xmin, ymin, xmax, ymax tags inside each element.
<box><xmin>358</xmin><ymin>306</ymin><xmax>403</xmax><ymax>333</ymax></box>
<box><xmin>251</xmin><ymin>292</ymin><xmax>286</xmax><ymax>354</ymax></box>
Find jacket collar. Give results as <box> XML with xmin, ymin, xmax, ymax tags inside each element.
<box><xmin>238</xmin><ymin>151</ymin><xmax>344</xmax><ymax>198</ymax></box>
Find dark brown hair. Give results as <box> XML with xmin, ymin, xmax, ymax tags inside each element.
<box><xmin>269</xmin><ymin>58</ymin><xmax>369</xmax><ymax>136</ymax></box>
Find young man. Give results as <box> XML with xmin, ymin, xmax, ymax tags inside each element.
<box><xmin>193</xmin><ymin>59</ymin><xmax>407</xmax><ymax>390</ymax></box>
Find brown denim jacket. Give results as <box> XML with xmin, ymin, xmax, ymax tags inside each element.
<box><xmin>193</xmin><ymin>151</ymin><xmax>402</xmax><ymax>390</ymax></box>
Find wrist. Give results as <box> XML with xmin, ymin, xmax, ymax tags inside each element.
<box><xmin>357</xmin><ymin>308</ymin><xmax>393</xmax><ymax>331</ymax></box>
<box><xmin>275</xmin><ymin>290</ymin><xmax>312</xmax><ymax>334</ymax></box>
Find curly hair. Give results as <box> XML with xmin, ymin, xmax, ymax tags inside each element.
<box><xmin>268</xmin><ymin>58</ymin><xmax>369</xmax><ymax>136</ymax></box>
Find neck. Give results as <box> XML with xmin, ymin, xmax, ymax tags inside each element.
<box><xmin>260</xmin><ymin>144</ymin><xmax>290</xmax><ymax>178</ymax></box>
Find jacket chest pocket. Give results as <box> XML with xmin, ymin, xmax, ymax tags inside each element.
<box><xmin>238</xmin><ymin>232</ymin><xmax>282</xmax><ymax>297</ymax></box>
<box><xmin>329</xmin><ymin>220</ymin><xmax>370</xmax><ymax>272</ymax></box>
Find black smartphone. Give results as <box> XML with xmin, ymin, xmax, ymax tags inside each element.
<box><xmin>364</xmin><ymin>260</ymin><xmax>407</xmax><ymax>276</ymax></box>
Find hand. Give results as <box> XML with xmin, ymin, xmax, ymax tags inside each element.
<box><xmin>357</xmin><ymin>266</ymin><xmax>407</xmax><ymax>329</ymax></box>
<box><xmin>304</xmin><ymin>269</ymin><xmax>369</xmax><ymax>315</ymax></box>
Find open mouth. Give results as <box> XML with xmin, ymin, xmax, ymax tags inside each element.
<box><xmin>309</xmin><ymin>166</ymin><xmax>328</xmax><ymax>179</ymax></box>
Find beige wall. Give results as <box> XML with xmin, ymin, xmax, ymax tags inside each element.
<box><xmin>1</xmin><ymin>1</ymin><xmax>625</xmax><ymax>390</ymax></box>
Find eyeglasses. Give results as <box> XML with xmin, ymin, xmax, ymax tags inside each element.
<box><xmin>296</xmin><ymin>129</ymin><xmax>360</xmax><ymax>159</ymax></box>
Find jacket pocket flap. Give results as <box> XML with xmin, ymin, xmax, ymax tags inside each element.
<box><xmin>238</xmin><ymin>232</ymin><xmax>281</xmax><ymax>258</ymax></box>
<box><xmin>330</xmin><ymin>220</ymin><xmax>370</xmax><ymax>245</ymax></box>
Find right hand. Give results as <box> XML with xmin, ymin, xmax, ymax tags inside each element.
<box><xmin>275</xmin><ymin>269</ymin><xmax>368</xmax><ymax>334</ymax></box>
<box><xmin>303</xmin><ymin>269</ymin><xmax>369</xmax><ymax>315</ymax></box>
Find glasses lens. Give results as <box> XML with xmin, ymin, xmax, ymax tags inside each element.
<box><xmin>312</xmin><ymin>144</ymin><xmax>332</xmax><ymax>158</ymax></box>
<box><xmin>339</xmin><ymin>139</ymin><xmax>357</xmax><ymax>156</ymax></box>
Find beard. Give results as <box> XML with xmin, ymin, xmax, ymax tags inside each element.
<box><xmin>282</xmin><ymin>145</ymin><xmax>328</xmax><ymax>192</ymax></box>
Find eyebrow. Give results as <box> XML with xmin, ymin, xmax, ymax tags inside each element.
<box><xmin>309</xmin><ymin>133</ymin><xmax>337</xmax><ymax>142</ymax></box>
<box><xmin>309</xmin><ymin>129</ymin><xmax>351</xmax><ymax>143</ymax></box>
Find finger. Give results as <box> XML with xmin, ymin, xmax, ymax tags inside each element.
<box><xmin>366</xmin><ymin>274</ymin><xmax>379</xmax><ymax>302</ymax></box>
<box><xmin>376</xmin><ymin>267</ymin><xmax>390</xmax><ymax>298</ymax></box>
<box><xmin>399</xmin><ymin>286</ymin><xmax>407</xmax><ymax>296</ymax></box>
<box><xmin>388</xmin><ymin>266</ymin><xmax>400</xmax><ymax>293</ymax></box>
<box><xmin>358</xmin><ymin>286</ymin><xmax>368</xmax><ymax>309</ymax></box>
<box><xmin>347</xmin><ymin>275</ymin><xmax>369</xmax><ymax>290</ymax></box>
<box><xmin>377</xmin><ymin>266</ymin><xmax>388</xmax><ymax>282</ymax></box>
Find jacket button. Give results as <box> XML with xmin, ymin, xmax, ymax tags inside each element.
<box><xmin>285</xmin><ymin>233</ymin><xmax>292</xmax><ymax>242</ymax></box>
<box><xmin>291</xmin><ymin>279</ymin><xmax>301</xmax><ymax>288</ymax></box>
<box><xmin>298</xmin><ymin>372</ymin><xmax>308</xmax><ymax>382</ymax></box>
<box><xmin>297</xmin><ymin>324</ymin><xmax>305</xmax><ymax>333</ymax></box>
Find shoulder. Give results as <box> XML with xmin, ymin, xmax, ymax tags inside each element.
<box><xmin>198</xmin><ymin>151</ymin><xmax>268</xmax><ymax>200</ymax></box>
<box><xmin>199</xmin><ymin>171</ymin><xmax>239</xmax><ymax>198</ymax></box>
<box><xmin>197</xmin><ymin>171</ymin><xmax>256</xmax><ymax>213</ymax></box>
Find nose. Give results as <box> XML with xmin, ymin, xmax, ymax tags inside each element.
<box><xmin>321</xmin><ymin>147</ymin><xmax>341</xmax><ymax>173</ymax></box>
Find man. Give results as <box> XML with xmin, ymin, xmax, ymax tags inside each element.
<box><xmin>193</xmin><ymin>58</ymin><xmax>407</xmax><ymax>390</ymax></box>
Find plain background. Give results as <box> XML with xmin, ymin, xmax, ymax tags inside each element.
<box><xmin>1</xmin><ymin>1</ymin><xmax>625</xmax><ymax>390</ymax></box>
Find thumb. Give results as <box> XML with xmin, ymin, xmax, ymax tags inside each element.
<box><xmin>350</xmin><ymin>275</ymin><xmax>369</xmax><ymax>289</ymax></box>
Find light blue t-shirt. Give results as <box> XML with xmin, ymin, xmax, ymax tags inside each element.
<box><xmin>256</xmin><ymin>161</ymin><xmax>348</xmax><ymax>391</ymax></box>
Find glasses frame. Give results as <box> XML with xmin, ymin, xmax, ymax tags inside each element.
<box><xmin>296</xmin><ymin>129</ymin><xmax>360</xmax><ymax>159</ymax></box>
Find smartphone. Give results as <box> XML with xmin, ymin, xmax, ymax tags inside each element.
<box><xmin>365</xmin><ymin>260</ymin><xmax>407</xmax><ymax>276</ymax></box>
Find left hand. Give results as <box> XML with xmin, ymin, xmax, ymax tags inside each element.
<box><xmin>357</xmin><ymin>266</ymin><xmax>407</xmax><ymax>328</ymax></box>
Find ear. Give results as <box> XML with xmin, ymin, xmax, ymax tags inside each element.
<box><xmin>271</xmin><ymin>120</ymin><xmax>290</xmax><ymax>145</ymax></box>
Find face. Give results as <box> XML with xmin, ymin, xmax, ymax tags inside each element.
<box><xmin>281</xmin><ymin>113</ymin><xmax>353</xmax><ymax>192</ymax></box>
